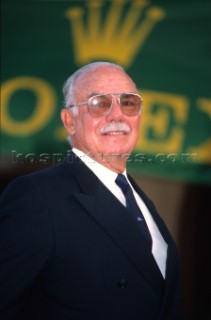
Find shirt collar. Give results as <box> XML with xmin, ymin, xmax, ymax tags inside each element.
<box><xmin>72</xmin><ymin>147</ymin><xmax>127</xmax><ymax>186</ymax></box>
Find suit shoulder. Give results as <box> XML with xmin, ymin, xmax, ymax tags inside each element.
<box><xmin>1</xmin><ymin>162</ymin><xmax>77</xmax><ymax>200</ymax></box>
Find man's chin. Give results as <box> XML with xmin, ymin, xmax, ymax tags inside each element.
<box><xmin>101</xmin><ymin>152</ymin><xmax>130</xmax><ymax>161</ymax></box>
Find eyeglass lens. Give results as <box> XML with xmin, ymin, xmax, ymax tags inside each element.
<box><xmin>88</xmin><ymin>94</ymin><xmax>142</xmax><ymax>117</ymax></box>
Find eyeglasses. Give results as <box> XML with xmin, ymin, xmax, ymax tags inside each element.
<box><xmin>68</xmin><ymin>93</ymin><xmax>143</xmax><ymax>118</ymax></box>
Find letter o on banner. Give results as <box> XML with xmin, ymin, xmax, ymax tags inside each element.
<box><xmin>1</xmin><ymin>76</ymin><xmax>57</xmax><ymax>136</ymax></box>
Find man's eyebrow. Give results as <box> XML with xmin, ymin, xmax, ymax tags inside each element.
<box><xmin>87</xmin><ymin>92</ymin><xmax>100</xmax><ymax>98</ymax></box>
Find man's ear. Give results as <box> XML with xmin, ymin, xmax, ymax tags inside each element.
<box><xmin>60</xmin><ymin>108</ymin><xmax>75</xmax><ymax>135</ymax></box>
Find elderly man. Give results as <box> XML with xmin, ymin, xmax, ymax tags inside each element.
<box><xmin>0</xmin><ymin>62</ymin><xmax>182</xmax><ymax>319</ymax></box>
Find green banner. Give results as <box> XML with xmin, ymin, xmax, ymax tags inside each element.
<box><xmin>1</xmin><ymin>0</ymin><xmax>211</xmax><ymax>185</ymax></box>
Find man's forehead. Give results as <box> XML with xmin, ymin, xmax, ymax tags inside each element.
<box><xmin>76</xmin><ymin>69</ymin><xmax>133</xmax><ymax>90</ymax></box>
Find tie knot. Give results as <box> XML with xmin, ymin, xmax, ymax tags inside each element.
<box><xmin>115</xmin><ymin>174</ymin><xmax>129</xmax><ymax>192</ymax></box>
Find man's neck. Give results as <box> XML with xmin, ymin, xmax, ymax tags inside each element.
<box><xmin>72</xmin><ymin>148</ymin><xmax>128</xmax><ymax>173</ymax></box>
<box><xmin>95</xmin><ymin>154</ymin><xmax>127</xmax><ymax>173</ymax></box>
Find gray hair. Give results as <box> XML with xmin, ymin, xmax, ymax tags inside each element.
<box><xmin>63</xmin><ymin>61</ymin><xmax>125</xmax><ymax>116</ymax></box>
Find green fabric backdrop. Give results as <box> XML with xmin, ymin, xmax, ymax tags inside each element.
<box><xmin>1</xmin><ymin>0</ymin><xmax>211</xmax><ymax>185</ymax></box>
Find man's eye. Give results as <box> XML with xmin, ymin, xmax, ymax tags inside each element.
<box><xmin>122</xmin><ymin>99</ymin><xmax>135</xmax><ymax>106</ymax></box>
<box><xmin>91</xmin><ymin>97</ymin><xmax>110</xmax><ymax>108</ymax></box>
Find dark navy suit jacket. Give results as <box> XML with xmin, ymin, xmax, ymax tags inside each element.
<box><xmin>0</xmin><ymin>152</ymin><xmax>182</xmax><ymax>319</ymax></box>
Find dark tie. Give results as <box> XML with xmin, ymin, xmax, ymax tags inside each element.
<box><xmin>115</xmin><ymin>174</ymin><xmax>152</xmax><ymax>247</ymax></box>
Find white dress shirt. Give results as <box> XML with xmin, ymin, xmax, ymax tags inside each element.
<box><xmin>72</xmin><ymin>148</ymin><xmax>168</xmax><ymax>278</ymax></box>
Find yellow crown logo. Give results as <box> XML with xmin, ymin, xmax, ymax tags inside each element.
<box><xmin>65</xmin><ymin>0</ymin><xmax>165</xmax><ymax>68</ymax></box>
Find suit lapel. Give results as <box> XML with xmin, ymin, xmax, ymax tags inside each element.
<box><xmin>128</xmin><ymin>175</ymin><xmax>181</xmax><ymax>316</ymax></box>
<box><xmin>128</xmin><ymin>175</ymin><xmax>174</xmax><ymax>244</ymax></box>
<box><xmin>64</xmin><ymin>153</ymin><xmax>164</xmax><ymax>293</ymax></box>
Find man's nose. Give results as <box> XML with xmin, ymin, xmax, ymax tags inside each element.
<box><xmin>106</xmin><ymin>96</ymin><xmax>124</xmax><ymax>120</ymax></box>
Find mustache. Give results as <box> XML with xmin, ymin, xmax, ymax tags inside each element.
<box><xmin>100</xmin><ymin>122</ymin><xmax>130</xmax><ymax>134</ymax></box>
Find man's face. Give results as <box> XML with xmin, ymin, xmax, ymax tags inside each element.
<box><xmin>63</xmin><ymin>67</ymin><xmax>141</xmax><ymax>162</ymax></box>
